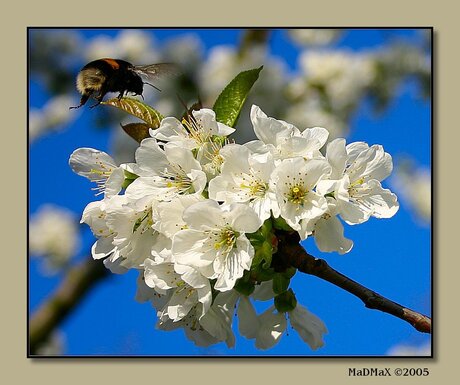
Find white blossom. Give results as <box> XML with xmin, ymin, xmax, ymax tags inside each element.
<box><xmin>124</xmin><ymin>139</ymin><xmax>207</xmax><ymax>202</ymax></box>
<box><xmin>288</xmin><ymin>29</ymin><xmax>341</xmax><ymax>46</ymax></box>
<box><xmin>153</xmin><ymin>195</ymin><xmax>205</xmax><ymax>238</ymax></box>
<box><xmin>70</xmin><ymin>97</ymin><xmax>401</xmax><ymax>351</ymax></box>
<box><xmin>299</xmin><ymin>198</ymin><xmax>353</xmax><ymax>254</ymax></box>
<box><xmin>283</xmin><ymin>99</ymin><xmax>348</xmax><ymax>140</ymax></box>
<box><xmin>238</xmin><ymin>299</ymin><xmax>286</xmax><ymax>350</ymax></box>
<box><xmin>29</xmin><ymin>95</ymin><xmax>78</xmax><ymax>142</ymax></box>
<box><xmin>69</xmin><ymin>148</ymin><xmax>124</xmax><ymax>198</ymax></box>
<box><xmin>151</xmin><ymin>109</ymin><xmax>234</xmax><ymax>179</ymax></box>
<box><xmin>288</xmin><ymin>303</ymin><xmax>328</xmax><ymax>350</ymax></box>
<box><xmin>143</xmin><ymin>256</ymin><xmax>212</xmax><ymax>322</ymax></box>
<box><xmin>172</xmin><ymin>200</ymin><xmax>262</xmax><ymax>292</ymax></box>
<box><xmin>29</xmin><ymin>205</ymin><xmax>80</xmax><ymax>274</ymax></box>
<box><xmin>151</xmin><ymin>108</ymin><xmax>235</xmax><ymax>150</ymax></box>
<box><xmin>208</xmin><ymin>143</ymin><xmax>279</xmax><ymax>222</ymax></box>
<box><xmin>317</xmin><ymin>138</ymin><xmax>399</xmax><ymax>224</ymax></box>
<box><xmin>237</xmin><ymin>297</ymin><xmax>327</xmax><ymax>350</ymax></box>
<box><xmin>387</xmin><ymin>342</ymin><xmax>431</xmax><ymax>356</ymax></box>
<box><xmin>158</xmin><ymin>290</ymin><xmax>238</xmax><ymax>348</ymax></box>
<box><xmin>299</xmin><ymin>50</ymin><xmax>376</xmax><ymax>110</ymax></box>
<box><xmin>391</xmin><ymin>163</ymin><xmax>431</xmax><ymax>222</ymax></box>
<box><xmin>81</xmin><ymin>195</ymin><xmax>170</xmax><ymax>269</ymax></box>
<box><xmin>270</xmin><ymin>157</ymin><xmax>331</xmax><ymax>230</ymax></box>
<box><xmin>85</xmin><ymin>29</ymin><xmax>159</xmax><ymax>64</ymax></box>
<box><xmin>248</xmin><ymin>105</ymin><xmax>329</xmax><ymax>162</ymax></box>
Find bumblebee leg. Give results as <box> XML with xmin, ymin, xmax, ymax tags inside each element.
<box><xmin>89</xmin><ymin>93</ymin><xmax>105</xmax><ymax>109</ymax></box>
<box><xmin>117</xmin><ymin>90</ymin><xmax>125</xmax><ymax>100</ymax></box>
<box><xmin>69</xmin><ymin>94</ymin><xmax>90</xmax><ymax>109</ymax></box>
<box><xmin>89</xmin><ymin>101</ymin><xmax>101</xmax><ymax>109</ymax></box>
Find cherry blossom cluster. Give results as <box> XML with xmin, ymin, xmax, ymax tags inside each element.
<box><xmin>70</xmin><ymin>105</ymin><xmax>399</xmax><ymax>350</ymax></box>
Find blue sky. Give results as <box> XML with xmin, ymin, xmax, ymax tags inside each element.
<box><xmin>28</xmin><ymin>28</ymin><xmax>431</xmax><ymax>356</ymax></box>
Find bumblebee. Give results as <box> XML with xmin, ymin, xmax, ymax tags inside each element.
<box><xmin>70</xmin><ymin>58</ymin><xmax>179</xmax><ymax>109</ymax></box>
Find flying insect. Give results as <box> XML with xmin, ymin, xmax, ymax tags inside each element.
<box><xmin>70</xmin><ymin>58</ymin><xmax>179</xmax><ymax>109</ymax></box>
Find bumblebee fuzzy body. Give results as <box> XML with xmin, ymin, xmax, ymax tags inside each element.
<box><xmin>71</xmin><ymin>58</ymin><xmax>163</xmax><ymax>109</ymax></box>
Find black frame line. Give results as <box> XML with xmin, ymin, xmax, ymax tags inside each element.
<box><xmin>27</xmin><ymin>26</ymin><xmax>434</xmax><ymax>359</ymax></box>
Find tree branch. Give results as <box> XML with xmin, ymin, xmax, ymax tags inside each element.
<box><xmin>238</xmin><ymin>29</ymin><xmax>271</xmax><ymax>58</ymax></box>
<box><xmin>29</xmin><ymin>231</ymin><xmax>430</xmax><ymax>356</ymax></box>
<box><xmin>29</xmin><ymin>257</ymin><xmax>108</xmax><ymax>355</ymax></box>
<box><xmin>275</xmin><ymin>231</ymin><xmax>431</xmax><ymax>334</ymax></box>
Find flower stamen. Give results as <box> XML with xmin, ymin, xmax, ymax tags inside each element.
<box><xmin>286</xmin><ymin>184</ymin><xmax>308</xmax><ymax>204</ymax></box>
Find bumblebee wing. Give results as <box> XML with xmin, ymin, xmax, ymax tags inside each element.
<box><xmin>132</xmin><ymin>63</ymin><xmax>181</xmax><ymax>80</ymax></box>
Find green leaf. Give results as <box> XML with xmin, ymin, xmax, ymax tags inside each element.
<box><xmin>213</xmin><ymin>66</ymin><xmax>263</xmax><ymax>128</ymax></box>
<box><xmin>272</xmin><ymin>217</ymin><xmax>294</xmax><ymax>231</ymax></box>
<box><xmin>121</xmin><ymin>169</ymin><xmax>138</xmax><ymax>189</ymax></box>
<box><xmin>251</xmin><ymin>243</ymin><xmax>273</xmax><ymax>270</ymax></box>
<box><xmin>120</xmin><ymin>123</ymin><xmax>151</xmax><ymax>144</ymax></box>
<box><xmin>102</xmin><ymin>97</ymin><xmax>164</xmax><ymax>128</ymax></box>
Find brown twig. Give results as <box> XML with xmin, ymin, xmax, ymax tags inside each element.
<box><xmin>29</xmin><ymin>232</ymin><xmax>430</xmax><ymax>355</ymax></box>
<box><xmin>237</xmin><ymin>29</ymin><xmax>271</xmax><ymax>58</ymax></box>
<box><xmin>276</xmin><ymin>231</ymin><xmax>431</xmax><ymax>334</ymax></box>
<box><xmin>29</xmin><ymin>257</ymin><xmax>108</xmax><ymax>355</ymax></box>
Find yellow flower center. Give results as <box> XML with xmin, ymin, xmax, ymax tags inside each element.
<box><xmin>348</xmin><ymin>177</ymin><xmax>365</xmax><ymax>195</ymax></box>
<box><xmin>181</xmin><ymin>117</ymin><xmax>212</xmax><ymax>145</ymax></box>
<box><xmin>214</xmin><ymin>227</ymin><xmax>238</xmax><ymax>251</ymax></box>
<box><xmin>240</xmin><ymin>179</ymin><xmax>268</xmax><ymax>198</ymax></box>
<box><xmin>132</xmin><ymin>209</ymin><xmax>154</xmax><ymax>234</ymax></box>
<box><xmin>162</xmin><ymin>168</ymin><xmax>193</xmax><ymax>194</ymax></box>
<box><xmin>287</xmin><ymin>184</ymin><xmax>308</xmax><ymax>204</ymax></box>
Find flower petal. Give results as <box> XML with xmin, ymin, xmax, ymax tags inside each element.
<box><xmin>182</xmin><ymin>200</ymin><xmax>225</xmax><ymax>230</ymax></box>
<box><xmin>301</xmin><ymin>126</ymin><xmax>329</xmax><ymax>149</ymax></box>
<box><xmin>359</xmin><ymin>180</ymin><xmax>399</xmax><ymax>219</ymax></box>
<box><xmin>134</xmin><ymin>138</ymin><xmax>169</xmax><ymax>175</ymax></box>
<box><xmin>338</xmin><ymin>199</ymin><xmax>371</xmax><ymax>224</ymax></box>
<box><xmin>69</xmin><ymin>148</ymin><xmax>117</xmax><ymax>180</ymax></box>
<box><xmin>314</xmin><ymin>215</ymin><xmax>353</xmax><ymax>254</ymax></box>
<box><xmin>250</xmin><ymin>105</ymin><xmax>298</xmax><ymax>145</ymax></box>
<box><xmin>165</xmin><ymin>144</ymin><xmax>202</xmax><ymax>173</ymax></box>
<box><xmin>326</xmin><ymin>138</ymin><xmax>347</xmax><ymax>178</ymax></box>
<box><xmin>227</xmin><ymin>203</ymin><xmax>262</xmax><ymax>233</ymax></box>
<box><xmin>237</xmin><ymin>296</ymin><xmax>259</xmax><ymax>339</ymax></box>
<box><xmin>255</xmin><ymin>308</ymin><xmax>287</xmax><ymax>350</ymax></box>
<box><xmin>289</xmin><ymin>304</ymin><xmax>327</xmax><ymax>350</ymax></box>
<box><xmin>172</xmin><ymin>229</ymin><xmax>213</xmax><ymax>268</ymax></box>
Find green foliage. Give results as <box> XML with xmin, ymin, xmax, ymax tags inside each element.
<box><xmin>213</xmin><ymin>66</ymin><xmax>263</xmax><ymax>128</ymax></box>
<box><xmin>251</xmin><ymin>241</ymin><xmax>274</xmax><ymax>270</ymax></box>
<box><xmin>120</xmin><ymin>123</ymin><xmax>152</xmax><ymax>144</ymax></box>
<box><xmin>102</xmin><ymin>97</ymin><xmax>164</xmax><ymax>128</ymax></box>
<box><xmin>272</xmin><ymin>217</ymin><xmax>294</xmax><ymax>232</ymax></box>
<box><xmin>121</xmin><ymin>170</ymin><xmax>139</xmax><ymax>189</ymax></box>
<box><xmin>249</xmin><ymin>219</ymin><xmax>276</xmax><ymax>270</ymax></box>
<box><xmin>250</xmin><ymin>264</ymin><xmax>275</xmax><ymax>283</ymax></box>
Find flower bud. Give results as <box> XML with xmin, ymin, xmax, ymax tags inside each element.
<box><xmin>274</xmin><ymin>289</ymin><xmax>298</xmax><ymax>312</ymax></box>
<box><xmin>234</xmin><ymin>279</ymin><xmax>255</xmax><ymax>296</ymax></box>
